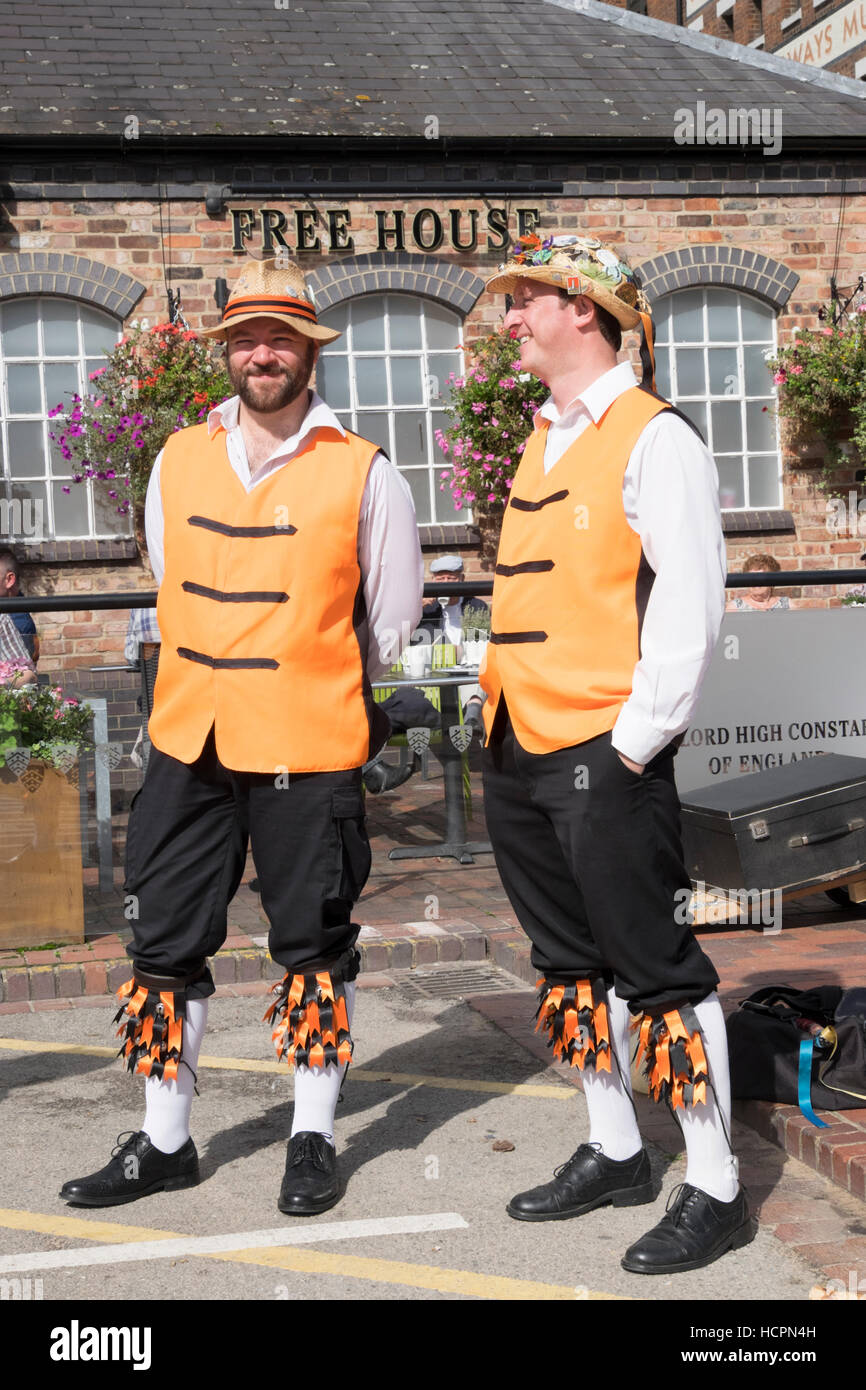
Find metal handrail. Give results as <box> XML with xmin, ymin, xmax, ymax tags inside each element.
<box><xmin>0</xmin><ymin>571</ymin><xmax>860</xmax><ymax>614</ymax></box>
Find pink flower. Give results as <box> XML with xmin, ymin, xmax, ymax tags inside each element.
<box><xmin>790</xmin><ymin>364</ymin><xmax>803</xmax><ymax>375</ymax></box>
<box><xmin>773</xmin><ymin>371</ymin><xmax>787</xmax><ymax>384</ymax></box>
<box><xmin>505</xmin><ymin>479</ymin><xmax>513</xmax><ymax>488</ymax></box>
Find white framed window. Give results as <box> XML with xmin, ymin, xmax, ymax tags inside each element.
<box><xmin>0</xmin><ymin>296</ymin><xmax>124</xmax><ymax>540</ymax></box>
<box><xmin>653</xmin><ymin>288</ymin><xmax>781</xmax><ymax>510</ymax></box>
<box><xmin>316</xmin><ymin>293</ymin><xmax>463</xmax><ymax>525</ymax></box>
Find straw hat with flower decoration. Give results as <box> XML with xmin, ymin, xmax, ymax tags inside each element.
<box><xmin>201</xmin><ymin>256</ymin><xmax>342</xmax><ymax>344</ymax></box>
<box><xmin>486</xmin><ymin>233</ymin><xmax>657</xmax><ymax>388</ymax></box>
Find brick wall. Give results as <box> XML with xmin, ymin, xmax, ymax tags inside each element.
<box><xmin>658</xmin><ymin>0</ymin><xmax>865</xmax><ymax>75</ymax></box>
<box><xmin>3</xmin><ymin>155</ymin><xmax>866</xmax><ymax>662</ymax></box>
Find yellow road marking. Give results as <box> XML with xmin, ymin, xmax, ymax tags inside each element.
<box><xmin>0</xmin><ymin>1038</ymin><xmax>570</xmax><ymax>1099</ymax></box>
<box><xmin>0</xmin><ymin>1208</ymin><xmax>625</xmax><ymax>1301</ymax></box>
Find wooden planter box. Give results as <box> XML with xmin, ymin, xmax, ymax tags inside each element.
<box><xmin>0</xmin><ymin>760</ymin><xmax>85</xmax><ymax>948</ymax></box>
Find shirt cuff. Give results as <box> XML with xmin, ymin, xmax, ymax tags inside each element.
<box><xmin>611</xmin><ymin>703</ymin><xmax>672</xmax><ymax>768</ymax></box>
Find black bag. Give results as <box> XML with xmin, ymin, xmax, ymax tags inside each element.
<box><xmin>726</xmin><ymin>984</ymin><xmax>866</xmax><ymax>1113</ymax></box>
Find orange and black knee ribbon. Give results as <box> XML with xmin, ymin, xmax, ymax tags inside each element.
<box><xmin>534</xmin><ymin>975</ymin><xmax>611</xmax><ymax>1072</ymax></box>
<box><xmin>264</xmin><ymin>969</ymin><xmax>353</xmax><ymax>1069</ymax></box>
<box><xmin>634</xmin><ymin>1004</ymin><xmax>709</xmax><ymax>1109</ymax></box>
<box><xmin>113</xmin><ymin>977</ymin><xmax>185</xmax><ymax>1082</ymax></box>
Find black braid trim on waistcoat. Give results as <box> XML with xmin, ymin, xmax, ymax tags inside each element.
<box><xmin>490</xmin><ymin>630</ymin><xmax>548</xmax><ymax>644</ymax></box>
<box><xmin>508</xmin><ymin>489</ymin><xmax>569</xmax><ymax>512</ymax></box>
<box><xmin>181</xmin><ymin>581</ymin><xmax>289</xmax><ymax>604</ymax></box>
<box><xmin>495</xmin><ymin>560</ymin><xmax>555</xmax><ymax>577</ymax></box>
<box><xmin>187</xmin><ymin>515</ymin><xmax>297</xmax><ymax>538</ymax></box>
<box><xmin>177</xmin><ymin>647</ymin><xmax>279</xmax><ymax>670</ymax></box>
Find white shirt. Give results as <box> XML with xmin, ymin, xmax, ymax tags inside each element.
<box><xmin>536</xmin><ymin>361</ymin><xmax>727</xmax><ymax>767</ymax></box>
<box><xmin>144</xmin><ymin>392</ymin><xmax>424</xmax><ymax>680</ymax></box>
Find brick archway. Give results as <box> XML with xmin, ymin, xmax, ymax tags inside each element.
<box><xmin>0</xmin><ymin>252</ymin><xmax>146</xmax><ymax>317</ymax></box>
<box><xmin>637</xmin><ymin>246</ymin><xmax>798</xmax><ymax>309</ymax></box>
<box><xmin>307</xmin><ymin>252</ymin><xmax>485</xmax><ymax>314</ymax></box>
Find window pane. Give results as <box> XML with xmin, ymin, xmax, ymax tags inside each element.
<box><xmin>354</xmin><ymin>411</ymin><xmax>391</xmax><ymax>455</ymax></box>
<box><xmin>351</xmin><ymin>299</ymin><xmax>385</xmax><ymax>351</ymax></box>
<box><xmin>51</xmin><ymin>479</ymin><xmax>89</xmax><ymax>537</ymax></box>
<box><xmin>401</xmin><ymin>467</ymin><xmax>432</xmax><ymax>524</ymax></box>
<box><xmin>707</xmin><ymin>347</ymin><xmax>739</xmax><ymax>396</ymax></box>
<box><xmin>6</xmin><ymin>363</ymin><xmax>42</xmax><ymax>413</ymax></box>
<box><xmin>653</xmin><ymin>349</ymin><xmax>671</xmax><ymax>398</ymax></box>
<box><xmin>675</xmin><ymin>349</ymin><xmax>705</xmax><ymax>396</ymax></box>
<box><xmin>746</xmin><ymin>400</ymin><xmax>776</xmax><ymax>453</ymax></box>
<box><xmin>321</xmin><ymin>301</ymin><xmax>349</xmax><ymax>335</ymax></box>
<box><xmin>315</xmin><ymin>353</ymin><xmax>350</xmax><ymax>410</ymax></box>
<box><xmin>7</xmin><ymin>420</ymin><xmax>46</xmax><ymax>477</ymax></box>
<box><xmin>80</xmin><ymin>305</ymin><xmax>118</xmax><ymax>357</ymax></box>
<box><xmin>670</xmin><ymin>290</ymin><xmax>703</xmax><ymax>342</ymax></box>
<box><xmin>10</xmin><ymin>481</ymin><xmax>48</xmax><ymax>538</ymax></box>
<box><xmin>744</xmin><ymin>345</ymin><xmax>773</xmax><ymax>395</ymax></box>
<box><xmin>740</xmin><ymin>297</ymin><xmax>774</xmax><ymax>342</ymax></box>
<box><xmin>86</xmin><ymin>360</ymin><xmax>109</xmax><ymax>386</ymax></box>
<box><xmin>49</xmin><ymin>432</ymin><xmax>71</xmax><ymax>477</ymax></box>
<box><xmin>355</xmin><ymin>357</ymin><xmax>388</xmax><ymax>406</ymax></box>
<box><xmin>2</xmin><ymin>300</ymin><xmax>39</xmax><ymax>356</ymax></box>
<box><xmin>93</xmin><ymin>482</ymin><xmax>129</xmax><ymax>535</ymax></box>
<box><xmin>44</xmin><ymin>362</ymin><xmax>81</xmax><ymax>416</ymax></box>
<box><xmin>390</xmin><ymin>357</ymin><xmax>424</xmax><ymax>405</ymax></box>
<box><xmin>680</xmin><ymin>400</ymin><xmax>707</xmax><ymax>438</ymax></box>
<box><xmin>711</xmin><ymin>400</ymin><xmax>743</xmax><ymax>454</ymax></box>
<box><xmin>394</xmin><ymin>411</ymin><xmax>428</xmax><ymax>467</ymax></box>
<box><xmin>748</xmin><ymin>456</ymin><xmax>781</xmax><ymax>508</ymax></box>
<box><xmin>424</xmin><ymin>300</ymin><xmax>460</xmax><ymax>350</ymax></box>
<box><xmin>42</xmin><ymin>300</ymin><xmax>80</xmax><ymax>356</ymax></box>
<box><xmin>427</xmin><ymin>353</ymin><xmax>462</xmax><ymax>402</ymax></box>
<box><xmin>706</xmin><ymin>291</ymin><xmax>740</xmax><ymax>343</ymax></box>
<box><xmin>717</xmin><ymin>458</ymin><xmax>745</xmax><ymax>509</ymax></box>
<box><xmin>652</xmin><ymin>300</ymin><xmax>671</xmax><ymax>346</ymax></box>
<box><xmin>388</xmin><ymin>298</ymin><xmax>423</xmax><ymax>350</ymax></box>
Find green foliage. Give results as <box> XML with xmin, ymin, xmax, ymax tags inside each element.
<box><xmin>435</xmin><ymin>329</ymin><xmax>549</xmax><ymax>512</ymax></box>
<box><xmin>47</xmin><ymin>320</ymin><xmax>232</xmax><ymax>513</ymax></box>
<box><xmin>766</xmin><ymin>304</ymin><xmax>866</xmax><ymax>467</ymax></box>
<box><xmin>0</xmin><ymin>682</ymin><xmax>93</xmax><ymax>769</ymax></box>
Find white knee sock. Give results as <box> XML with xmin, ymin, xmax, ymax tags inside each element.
<box><xmin>143</xmin><ymin>996</ymin><xmax>208</xmax><ymax>1155</ymax></box>
<box><xmin>291</xmin><ymin>980</ymin><xmax>356</xmax><ymax>1146</ymax></box>
<box><xmin>678</xmin><ymin>992</ymin><xmax>739</xmax><ymax>1202</ymax></box>
<box><xmin>582</xmin><ymin>987</ymin><xmax>643</xmax><ymax>1161</ymax></box>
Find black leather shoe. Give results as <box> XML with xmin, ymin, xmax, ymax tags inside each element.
<box><xmin>621</xmin><ymin>1182</ymin><xmax>755</xmax><ymax>1274</ymax></box>
<box><xmin>506</xmin><ymin>1143</ymin><xmax>654</xmax><ymax>1222</ymax></box>
<box><xmin>60</xmin><ymin>1131</ymin><xmax>199</xmax><ymax>1208</ymax></box>
<box><xmin>278</xmin><ymin>1131</ymin><xmax>340</xmax><ymax>1215</ymax></box>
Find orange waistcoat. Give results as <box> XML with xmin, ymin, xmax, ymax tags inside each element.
<box><xmin>148</xmin><ymin>421</ymin><xmax>389</xmax><ymax>773</ymax></box>
<box><xmin>481</xmin><ymin>387</ymin><xmax>669</xmax><ymax>754</ymax></box>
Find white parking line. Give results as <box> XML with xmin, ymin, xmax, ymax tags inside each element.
<box><xmin>0</xmin><ymin>1212</ymin><xmax>469</xmax><ymax>1274</ymax></box>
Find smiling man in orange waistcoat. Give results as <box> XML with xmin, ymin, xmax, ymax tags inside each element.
<box><xmin>60</xmin><ymin>258</ymin><xmax>422</xmax><ymax>1218</ymax></box>
<box><xmin>480</xmin><ymin>233</ymin><xmax>754</xmax><ymax>1275</ymax></box>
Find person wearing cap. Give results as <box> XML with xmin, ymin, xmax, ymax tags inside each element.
<box><xmin>480</xmin><ymin>233</ymin><xmax>751</xmax><ymax>1275</ymax></box>
<box><xmin>60</xmin><ymin>257</ymin><xmax>423</xmax><ymax>1218</ymax></box>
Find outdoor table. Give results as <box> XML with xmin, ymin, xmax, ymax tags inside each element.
<box><xmin>372</xmin><ymin>670</ymin><xmax>494</xmax><ymax>866</ymax></box>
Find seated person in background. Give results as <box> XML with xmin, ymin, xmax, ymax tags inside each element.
<box><xmin>363</xmin><ymin>553</ymin><xmax>487</xmax><ymax>793</ymax></box>
<box><xmin>0</xmin><ymin>548</ymin><xmax>39</xmax><ymax>663</ymax></box>
<box><xmin>124</xmin><ymin>605</ymin><xmax>162</xmax><ymax>666</ymax></box>
<box><xmin>0</xmin><ymin>612</ymin><xmax>37</xmax><ymax>687</ymax></box>
<box><xmin>726</xmin><ymin>553</ymin><xmax>790</xmax><ymax>612</ymax></box>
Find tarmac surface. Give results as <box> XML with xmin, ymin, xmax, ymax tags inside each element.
<box><xmin>1</xmin><ymin>969</ymin><xmax>863</xmax><ymax>1322</ymax></box>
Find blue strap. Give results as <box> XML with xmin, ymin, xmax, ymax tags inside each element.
<box><xmin>798</xmin><ymin>1039</ymin><xmax>829</xmax><ymax>1128</ymax></box>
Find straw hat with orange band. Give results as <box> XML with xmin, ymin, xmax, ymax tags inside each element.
<box><xmin>486</xmin><ymin>233</ymin><xmax>656</xmax><ymax>389</ymax></box>
<box><xmin>200</xmin><ymin>257</ymin><xmax>342</xmax><ymax>344</ymax></box>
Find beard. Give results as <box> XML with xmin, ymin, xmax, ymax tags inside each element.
<box><xmin>228</xmin><ymin>340</ymin><xmax>316</xmax><ymax>413</ymax></box>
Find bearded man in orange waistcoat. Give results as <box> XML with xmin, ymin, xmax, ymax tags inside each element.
<box><xmin>480</xmin><ymin>233</ymin><xmax>754</xmax><ymax>1275</ymax></box>
<box><xmin>60</xmin><ymin>258</ymin><xmax>422</xmax><ymax>1217</ymax></box>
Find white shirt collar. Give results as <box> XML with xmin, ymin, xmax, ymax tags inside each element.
<box><xmin>535</xmin><ymin>361</ymin><xmax>639</xmax><ymax>428</ymax></box>
<box><xmin>207</xmin><ymin>391</ymin><xmax>347</xmax><ymax>451</ymax></box>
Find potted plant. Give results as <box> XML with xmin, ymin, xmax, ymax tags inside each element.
<box><xmin>436</xmin><ymin>328</ymin><xmax>549</xmax><ymax>566</ymax></box>
<box><xmin>766</xmin><ymin>301</ymin><xmax>866</xmax><ymax>470</ymax></box>
<box><xmin>47</xmin><ymin>320</ymin><xmax>232</xmax><ymax>549</ymax></box>
<box><xmin>0</xmin><ymin>677</ymin><xmax>93</xmax><ymax>947</ymax></box>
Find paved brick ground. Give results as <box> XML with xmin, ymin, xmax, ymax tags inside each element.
<box><xmin>2</xmin><ymin>754</ymin><xmax>865</xmax><ymax>1206</ymax></box>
